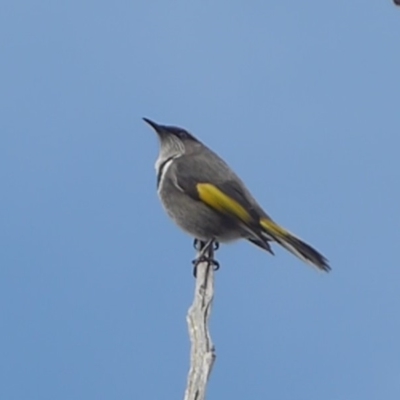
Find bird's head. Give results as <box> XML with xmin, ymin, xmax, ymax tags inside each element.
<box><xmin>143</xmin><ymin>117</ymin><xmax>200</xmax><ymax>170</ymax></box>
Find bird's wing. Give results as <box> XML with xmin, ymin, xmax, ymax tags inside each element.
<box><xmin>172</xmin><ymin>155</ymin><xmax>260</xmax><ymax>225</ymax></box>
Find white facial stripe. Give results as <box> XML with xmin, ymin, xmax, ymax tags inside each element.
<box><xmin>156</xmin><ymin>156</ymin><xmax>178</xmax><ymax>190</ymax></box>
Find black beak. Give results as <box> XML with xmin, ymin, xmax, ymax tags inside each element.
<box><xmin>143</xmin><ymin>117</ymin><xmax>163</xmax><ymax>133</ymax></box>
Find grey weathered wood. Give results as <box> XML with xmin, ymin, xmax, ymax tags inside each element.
<box><xmin>184</xmin><ymin>246</ymin><xmax>216</xmax><ymax>400</ymax></box>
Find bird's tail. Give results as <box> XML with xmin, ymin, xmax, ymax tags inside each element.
<box><xmin>259</xmin><ymin>218</ymin><xmax>330</xmax><ymax>272</ymax></box>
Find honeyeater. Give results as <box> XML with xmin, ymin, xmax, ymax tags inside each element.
<box><xmin>143</xmin><ymin>118</ymin><xmax>330</xmax><ymax>273</ymax></box>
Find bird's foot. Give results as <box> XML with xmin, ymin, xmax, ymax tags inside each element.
<box><xmin>192</xmin><ymin>238</ymin><xmax>220</xmax><ymax>277</ymax></box>
<box><xmin>192</xmin><ymin>257</ymin><xmax>220</xmax><ymax>277</ymax></box>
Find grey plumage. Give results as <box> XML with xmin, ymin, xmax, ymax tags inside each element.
<box><xmin>144</xmin><ymin>117</ymin><xmax>330</xmax><ymax>272</ymax></box>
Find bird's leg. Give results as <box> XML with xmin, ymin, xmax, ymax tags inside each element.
<box><xmin>193</xmin><ymin>238</ymin><xmax>218</xmax><ymax>253</ymax></box>
<box><xmin>192</xmin><ymin>238</ymin><xmax>220</xmax><ymax>277</ymax></box>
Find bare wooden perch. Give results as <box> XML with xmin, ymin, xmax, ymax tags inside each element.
<box><xmin>184</xmin><ymin>245</ymin><xmax>216</xmax><ymax>400</ymax></box>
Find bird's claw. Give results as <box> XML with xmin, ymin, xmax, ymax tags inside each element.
<box><xmin>193</xmin><ymin>239</ymin><xmax>202</xmax><ymax>251</ymax></box>
<box><xmin>192</xmin><ymin>257</ymin><xmax>220</xmax><ymax>277</ymax></box>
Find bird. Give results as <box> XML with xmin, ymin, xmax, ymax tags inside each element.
<box><xmin>143</xmin><ymin>117</ymin><xmax>330</xmax><ymax>273</ymax></box>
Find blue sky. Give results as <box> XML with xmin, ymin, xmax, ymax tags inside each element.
<box><xmin>1</xmin><ymin>1</ymin><xmax>400</xmax><ymax>399</ymax></box>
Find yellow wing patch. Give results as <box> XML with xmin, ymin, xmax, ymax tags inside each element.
<box><xmin>260</xmin><ymin>218</ymin><xmax>289</xmax><ymax>238</ymax></box>
<box><xmin>196</xmin><ymin>183</ymin><xmax>251</xmax><ymax>223</ymax></box>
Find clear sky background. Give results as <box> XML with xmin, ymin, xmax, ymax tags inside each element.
<box><xmin>1</xmin><ymin>1</ymin><xmax>400</xmax><ymax>399</ymax></box>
